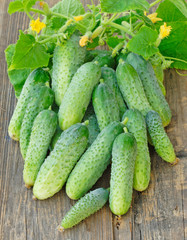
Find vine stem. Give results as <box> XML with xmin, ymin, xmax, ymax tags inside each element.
<box><xmin>107</xmin><ymin>22</ymin><xmax>135</xmax><ymax>37</ymax></box>
<box><xmin>164</xmin><ymin>56</ymin><xmax>187</xmax><ymax>64</ymax></box>
<box><xmin>38</xmin><ymin>33</ymin><xmax>66</xmax><ymax>44</ymax></box>
<box><xmin>150</xmin><ymin>0</ymin><xmax>163</xmax><ymax>8</ymax></box>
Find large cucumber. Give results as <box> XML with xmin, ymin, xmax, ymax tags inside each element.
<box><xmin>59</xmin><ymin>188</ymin><xmax>109</xmax><ymax>229</ymax></box>
<box><xmin>126</xmin><ymin>53</ymin><xmax>171</xmax><ymax>126</ymax></box>
<box><xmin>33</xmin><ymin>122</ymin><xmax>89</xmax><ymax>200</ymax></box>
<box><xmin>122</xmin><ymin>109</ymin><xmax>151</xmax><ymax>191</ymax></box>
<box><xmin>109</xmin><ymin>132</ymin><xmax>137</xmax><ymax>215</ymax></box>
<box><xmin>146</xmin><ymin>110</ymin><xmax>176</xmax><ymax>163</ymax></box>
<box><xmin>23</xmin><ymin>110</ymin><xmax>57</xmax><ymax>187</ymax></box>
<box><xmin>52</xmin><ymin>34</ymin><xmax>86</xmax><ymax>106</ymax></box>
<box><xmin>101</xmin><ymin>67</ymin><xmax>127</xmax><ymax>118</ymax></box>
<box><xmin>92</xmin><ymin>80</ymin><xmax>120</xmax><ymax>130</ymax></box>
<box><xmin>8</xmin><ymin>68</ymin><xmax>50</xmax><ymax>140</ymax></box>
<box><xmin>58</xmin><ymin>62</ymin><xmax>101</xmax><ymax>130</ymax></box>
<box><xmin>116</xmin><ymin>61</ymin><xmax>152</xmax><ymax>116</ymax></box>
<box><xmin>66</xmin><ymin>121</ymin><xmax>123</xmax><ymax>200</ymax></box>
<box><xmin>20</xmin><ymin>85</ymin><xmax>54</xmax><ymax>159</ymax></box>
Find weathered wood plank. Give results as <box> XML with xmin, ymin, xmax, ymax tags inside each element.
<box><xmin>0</xmin><ymin>1</ymin><xmax>186</xmax><ymax>240</ymax></box>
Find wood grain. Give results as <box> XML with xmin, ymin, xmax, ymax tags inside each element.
<box><xmin>0</xmin><ymin>1</ymin><xmax>186</xmax><ymax>240</ymax></box>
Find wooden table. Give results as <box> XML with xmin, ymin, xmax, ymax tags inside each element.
<box><xmin>0</xmin><ymin>1</ymin><xmax>186</xmax><ymax>239</ymax></box>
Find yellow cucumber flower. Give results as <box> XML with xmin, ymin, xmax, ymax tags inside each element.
<box><xmin>39</xmin><ymin>1</ymin><xmax>44</xmax><ymax>7</ymax></box>
<box><xmin>30</xmin><ymin>18</ymin><xmax>46</xmax><ymax>34</ymax></box>
<box><xmin>144</xmin><ymin>12</ymin><xmax>162</xmax><ymax>24</ymax></box>
<box><xmin>159</xmin><ymin>22</ymin><xmax>172</xmax><ymax>39</ymax></box>
<box><xmin>74</xmin><ymin>16</ymin><xmax>84</xmax><ymax>21</ymax></box>
<box><xmin>79</xmin><ymin>35</ymin><xmax>89</xmax><ymax>47</ymax></box>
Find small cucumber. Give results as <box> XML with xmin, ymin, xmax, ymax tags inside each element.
<box><xmin>58</xmin><ymin>62</ymin><xmax>101</xmax><ymax>130</ymax></box>
<box><xmin>101</xmin><ymin>67</ymin><xmax>127</xmax><ymax>118</ymax></box>
<box><xmin>92</xmin><ymin>80</ymin><xmax>120</xmax><ymax>130</ymax></box>
<box><xmin>52</xmin><ymin>34</ymin><xmax>86</xmax><ymax>106</ymax></box>
<box><xmin>20</xmin><ymin>85</ymin><xmax>54</xmax><ymax>159</ymax></box>
<box><xmin>122</xmin><ymin>109</ymin><xmax>151</xmax><ymax>191</ymax></box>
<box><xmin>23</xmin><ymin>110</ymin><xmax>57</xmax><ymax>187</ymax></box>
<box><xmin>93</xmin><ymin>53</ymin><xmax>116</xmax><ymax>68</ymax></box>
<box><xmin>116</xmin><ymin>61</ymin><xmax>152</xmax><ymax>116</ymax></box>
<box><xmin>109</xmin><ymin>132</ymin><xmax>137</xmax><ymax>215</ymax></box>
<box><xmin>146</xmin><ymin>110</ymin><xmax>176</xmax><ymax>163</ymax></box>
<box><xmin>49</xmin><ymin>125</ymin><xmax>62</xmax><ymax>151</ymax></box>
<box><xmin>152</xmin><ymin>64</ymin><xmax>166</xmax><ymax>96</ymax></box>
<box><xmin>59</xmin><ymin>188</ymin><xmax>109</xmax><ymax>229</ymax></box>
<box><xmin>126</xmin><ymin>53</ymin><xmax>171</xmax><ymax>126</ymax></box>
<box><xmin>66</xmin><ymin>121</ymin><xmax>123</xmax><ymax>200</ymax></box>
<box><xmin>8</xmin><ymin>68</ymin><xmax>50</xmax><ymax>141</ymax></box>
<box><xmin>33</xmin><ymin>122</ymin><xmax>89</xmax><ymax>200</ymax></box>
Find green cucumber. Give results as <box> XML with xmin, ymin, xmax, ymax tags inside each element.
<box><xmin>23</xmin><ymin>110</ymin><xmax>57</xmax><ymax>187</ymax></box>
<box><xmin>92</xmin><ymin>80</ymin><xmax>120</xmax><ymax>130</ymax></box>
<box><xmin>152</xmin><ymin>64</ymin><xmax>166</xmax><ymax>96</ymax></box>
<box><xmin>60</xmin><ymin>188</ymin><xmax>109</xmax><ymax>229</ymax></box>
<box><xmin>122</xmin><ymin>109</ymin><xmax>151</xmax><ymax>191</ymax></box>
<box><xmin>109</xmin><ymin>132</ymin><xmax>137</xmax><ymax>215</ymax></box>
<box><xmin>20</xmin><ymin>85</ymin><xmax>54</xmax><ymax>159</ymax></box>
<box><xmin>33</xmin><ymin>122</ymin><xmax>89</xmax><ymax>200</ymax></box>
<box><xmin>8</xmin><ymin>68</ymin><xmax>50</xmax><ymax>141</ymax></box>
<box><xmin>116</xmin><ymin>61</ymin><xmax>152</xmax><ymax>116</ymax></box>
<box><xmin>101</xmin><ymin>67</ymin><xmax>127</xmax><ymax>118</ymax></box>
<box><xmin>93</xmin><ymin>53</ymin><xmax>116</xmax><ymax>69</ymax></box>
<box><xmin>146</xmin><ymin>110</ymin><xmax>176</xmax><ymax>163</ymax></box>
<box><xmin>126</xmin><ymin>53</ymin><xmax>171</xmax><ymax>126</ymax></box>
<box><xmin>52</xmin><ymin>34</ymin><xmax>86</xmax><ymax>106</ymax></box>
<box><xmin>66</xmin><ymin>121</ymin><xmax>123</xmax><ymax>200</ymax></box>
<box><xmin>58</xmin><ymin>62</ymin><xmax>101</xmax><ymax>130</ymax></box>
<box><xmin>49</xmin><ymin>125</ymin><xmax>62</xmax><ymax>151</ymax></box>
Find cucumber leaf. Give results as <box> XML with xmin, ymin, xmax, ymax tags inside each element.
<box><xmin>100</xmin><ymin>0</ymin><xmax>149</xmax><ymax>13</ymax></box>
<box><xmin>156</xmin><ymin>0</ymin><xmax>187</xmax><ymax>69</ymax></box>
<box><xmin>9</xmin><ymin>31</ymin><xmax>50</xmax><ymax>70</ymax></box>
<box><xmin>8</xmin><ymin>0</ymin><xmax>37</xmax><ymax>14</ymax></box>
<box><xmin>127</xmin><ymin>26</ymin><xmax>159</xmax><ymax>59</ymax></box>
<box><xmin>106</xmin><ymin>36</ymin><xmax>124</xmax><ymax>49</ymax></box>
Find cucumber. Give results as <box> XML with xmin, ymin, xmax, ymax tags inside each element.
<box><xmin>126</xmin><ymin>53</ymin><xmax>171</xmax><ymax>126</ymax></box>
<box><xmin>49</xmin><ymin>125</ymin><xmax>62</xmax><ymax>151</ymax></box>
<box><xmin>92</xmin><ymin>80</ymin><xmax>120</xmax><ymax>130</ymax></box>
<box><xmin>83</xmin><ymin>105</ymin><xmax>100</xmax><ymax>147</ymax></box>
<box><xmin>93</xmin><ymin>53</ymin><xmax>116</xmax><ymax>69</ymax></box>
<box><xmin>66</xmin><ymin>121</ymin><xmax>123</xmax><ymax>200</ymax></box>
<box><xmin>116</xmin><ymin>61</ymin><xmax>152</xmax><ymax>116</ymax></box>
<box><xmin>58</xmin><ymin>62</ymin><xmax>101</xmax><ymax>130</ymax></box>
<box><xmin>122</xmin><ymin>109</ymin><xmax>151</xmax><ymax>191</ymax></box>
<box><xmin>60</xmin><ymin>188</ymin><xmax>109</xmax><ymax>229</ymax></box>
<box><xmin>33</xmin><ymin>122</ymin><xmax>89</xmax><ymax>200</ymax></box>
<box><xmin>52</xmin><ymin>34</ymin><xmax>86</xmax><ymax>106</ymax></box>
<box><xmin>85</xmin><ymin>50</ymin><xmax>112</xmax><ymax>62</ymax></box>
<box><xmin>20</xmin><ymin>85</ymin><xmax>54</xmax><ymax>159</ymax></box>
<box><xmin>8</xmin><ymin>68</ymin><xmax>50</xmax><ymax>141</ymax></box>
<box><xmin>146</xmin><ymin>110</ymin><xmax>176</xmax><ymax>163</ymax></box>
<box><xmin>101</xmin><ymin>66</ymin><xmax>127</xmax><ymax>118</ymax></box>
<box><xmin>152</xmin><ymin>64</ymin><xmax>166</xmax><ymax>96</ymax></box>
<box><xmin>109</xmin><ymin>132</ymin><xmax>137</xmax><ymax>215</ymax></box>
<box><xmin>23</xmin><ymin>110</ymin><xmax>57</xmax><ymax>187</ymax></box>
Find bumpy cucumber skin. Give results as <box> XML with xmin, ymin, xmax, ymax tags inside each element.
<box><xmin>101</xmin><ymin>67</ymin><xmax>127</xmax><ymax>118</ymax></box>
<box><xmin>66</xmin><ymin>121</ymin><xmax>123</xmax><ymax>200</ymax></box>
<box><xmin>122</xmin><ymin>109</ymin><xmax>151</xmax><ymax>191</ymax></box>
<box><xmin>152</xmin><ymin>64</ymin><xmax>166</xmax><ymax>96</ymax></box>
<box><xmin>126</xmin><ymin>53</ymin><xmax>171</xmax><ymax>127</ymax></box>
<box><xmin>93</xmin><ymin>82</ymin><xmax>120</xmax><ymax>130</ymax></box>
<box><xmin>49</xmin><ymin>125</ymin><xmax>62</xmax><ymax>151</ymax></box>
<box><xmin>110</xmin><ymin>133</ymin><xmax>137</xmax><ymax>215</ymax></box>
<box><xmin>61</xmin><ymin>188</ymin><xmax>109</xmax><ymax>229</ymax></box>
<box><xmin>23</xmin><ymin>110</ymin><xmax>57</xmax><ymax>187</ymax></box>
<box><xmin>83</xmin><ymin>106</ymin><xmax>100</xmax><ymax>147</ymax></box>
<box><xmin>52</xmin><ymin>35</ymin><xmax>86</xmax><ymax>106</ymax></box>
<box><xmin>20</xmin><ymin>85</ymin><xmax>54</xmax><ymax>159</ymax></box>
<box><xmin>8</xmin><ymin>68</ymin><xmax>50</xmax><ymax>141</ymax></box>
<box><xmin>146</xmin><ymin>110</ymin><xmax>176</xmax><ymax>163</ymax></box>
<box><xmin>58</xmin><ymin>62</ymin><xmax>101</xmax><ymax>130</ymax></box>
<box><xmin>33</xmin><ymin>123</ymin><xmax>89</xmax><ymax>200</ymax></box>
<box><xmin>116</xmin><ymin>61</ymin><xmax>152</xmax><ymax>116</ymax></box>
<box><xmin>93</xmin><ymin>53</ymin><xmax>116</xmax><ymax>69</ymax></box>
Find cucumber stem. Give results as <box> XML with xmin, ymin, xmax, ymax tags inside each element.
<box><xmin>123</xmin><ymin>127</ymin><xmax>128</xmax><ymax>133</ymax></box>
<box><xmin>83</xmin><ymin>120</ymin><xmax>89</xmax><ymax>126</ymax></box>
<box><xmin>122</xmin><ymin>117</ymin><xmax>128</xmax><ymax>125</ymax></box>
<box><xmin>100</xmin><ymin>79</ymin><xmax>105</xmax><ymax>83</ymax></box>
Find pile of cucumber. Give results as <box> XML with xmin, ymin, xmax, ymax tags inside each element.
<box><xmin>8</xmin><ymin>34</ymin><xmax>177</xmax><ymax>230</ymax></box>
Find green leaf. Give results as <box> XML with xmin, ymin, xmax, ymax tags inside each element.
<box><xmin>127</xmin><ymin>26</ymin><xmax>159</xmax><ymax>59</ymax></box>
<box><xmin>132</xmin><ymin>10</ymin><xmax>154</xmax><ymax>28</ymax></box>
<box><xmin>156</xmin><ymin>0</ymin><xmax>187</xmax><ymax>69</ymax></box>
<box><xmin>8</xmin><ymin>0</ymin><xmax>37</xmax><ymax>14</ymax></box>
<box><xmin>106</xmin><ymin>36</ymin><xmax>124</xmax><ymax>49</ymax></box>
<box><xmin>101</xmin><ymin>0</ymin><xmax>149</xmax><ymax>13</ymax></box>
<box><xmin>9</xmin><ymin>31</ymin><xmax>50</xmax><ymax>70</ymax></box>
<box><xmin>5</xmin><ymin>44</ymin><xmax>31</xmax><ymax>97</ymax></box>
